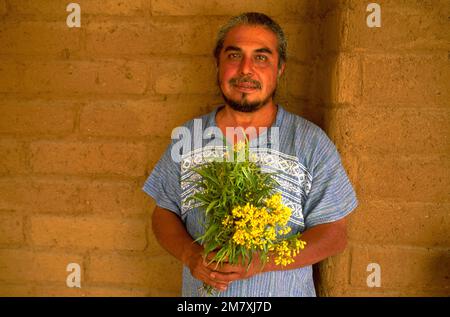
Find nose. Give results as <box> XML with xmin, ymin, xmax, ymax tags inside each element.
<box><xmin>238</xmin><ymin>56</ymin><xmax>254</xmax><ymax>76</ymax></box>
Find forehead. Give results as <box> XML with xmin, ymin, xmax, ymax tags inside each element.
<box><xmin>222</xmin><ymin>25</ymin><xmax>278</xmax><ymax>51</ymax></box>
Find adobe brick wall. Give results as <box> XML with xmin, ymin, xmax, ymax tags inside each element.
<box><xmin>315</xmin><ymin>0</ymin><xmax>450</xmax><ymax>296</ymax></box>
<box><xmin>0</xmin><ymin>0</ymin><xmax>321</xmax><ymax>297</ymax></box>
<box><xmin>0</xmin><ymin>0</ymin><xmax>448</xmax><ymax>297</ymax></box>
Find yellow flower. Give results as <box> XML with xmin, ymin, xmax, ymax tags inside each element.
<box><xmin>223</xmin><ymin>194</ymin><xmax>305</xmax><ymax>267</ymax></box>
<box><xmin>232</xmin><ymin>229</ymin><xmax>246</xmax><ymax>245</ymax></box>
<box><xmin>221</xmin><ymin>215</ymin><xmax>233</xmax><ymax>227</ymax></box>
<box><xmin>265</xmin><ymin>193</ymin><xmax>283</xmax><ymax>210</ymax></box>
<box><xmin>233</xmin><ymin>141</ymin><xmax>246</xmax><ymax>152</ymax></box>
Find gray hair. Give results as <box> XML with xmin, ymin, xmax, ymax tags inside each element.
<box><xmin>213</xmin><ymin>12</ymin><xmax>287</xmax><ymax>69</ymax></box>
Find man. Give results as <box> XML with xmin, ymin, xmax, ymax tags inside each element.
<box><xmin>142</xmin><ymin>12</ymin><xmax>358</xmax><ymax>296</ymax></box>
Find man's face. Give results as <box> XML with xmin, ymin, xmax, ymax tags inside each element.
<box><xmin>218</xmin><ymin>25</ymin><xmax>285</xmax><ymax>113</ymax></box>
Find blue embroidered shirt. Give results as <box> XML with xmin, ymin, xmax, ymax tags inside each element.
<box><xmin>142</xmin><ymin>105</ymin><xmax>358</xmax><ymax>297</ymax></box>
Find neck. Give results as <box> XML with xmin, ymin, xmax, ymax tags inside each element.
<box><xmin>217</xmin><ymin>101</ymin><xmax>278</xmax><ymax>130</ymax></box>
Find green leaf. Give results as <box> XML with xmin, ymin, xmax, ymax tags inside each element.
<box><xmin>204</xmin><ymin>241</ymin><xmax>220</xmax><ymax>255</ymax></box>
<box><xmin>205</xmin><ymin>200</ymin><xmax>218</xmax><ymax>215</ymax></box>
<box><xmin>194</xmin><ymin>168</ymin><xmax>221</xmax><ymax>187</ymax></box>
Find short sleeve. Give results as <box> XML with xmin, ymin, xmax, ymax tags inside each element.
<box><xmin>142</xmin><ymin>141</ymin><xmax>181</xmax><ymax>216</ymax></box>
<box><xmin>302</xmin><ymin>132</ymin><xmax>358</xmax><ymax>228</ymax></box>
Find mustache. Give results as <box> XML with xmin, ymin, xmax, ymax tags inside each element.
<box><xmin>229</xmin><ymin>77</ymin><xmax>262</xmax><ymax>89</ymax></box>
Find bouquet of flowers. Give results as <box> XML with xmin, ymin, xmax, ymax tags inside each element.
<box><xmin>187</xmin><ymin>139</ymin><xmax>306</xmax><ymax>295</ymax></box>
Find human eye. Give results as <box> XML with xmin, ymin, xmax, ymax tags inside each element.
<box><xmin>228</xmin><ymin>52</ymin><xmax>241</xmax><ymax>60</ymax></box>
<box><xmin>255</xmin><ymin>54</ymin><xmax>268</xmax><ymax>62</ymax></box>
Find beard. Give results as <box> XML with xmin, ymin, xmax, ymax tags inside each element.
<box><xmin>219</xmin><ymin>76</ymin><xmax>277</xmax><ymax>113</ymax></box>
<box><xmin>221</xmin><ymin>91</ymin><xmax>274</xmax><ymax>113</ymax></box>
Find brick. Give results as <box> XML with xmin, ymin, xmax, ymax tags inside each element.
<box><xmin>281</xmin><ymin>99</ymin><xmax>325</xmax><ymax>129</ymax></box>
<box><xmin>315</xmin><ymin>248</ymin><xmax>350</xmax><ymax>296</ymax></box>
<box><xmin>29</xmin><ymin>141</ymin><xmax>148</xmax><ymax>177</ymax></box>
<box><xmin>309</xmin><ymin>59</ymin><xmax>327</xmax><ymax>104</ymax></box>
<box><xmin>88</xmin><ymin>254</ymin><xmax>182</xmax><ymax>291</ymax></box>
<box><xmin>0</xmin><ymin>101</ymin><xmax>75</xmax><ymax>135</ymax></box>
<box><xmin>362</xmin><ymin>54</ymin><xmax>450</xmax><ymax>106</ymax></box>
<box><xmin>310</xmin><ymin>57</ymin><xmax>334</xmax><ymax>104</ymax></box>
<box><xmin>143</xmin><ymin>137</ymin><xmax>171</xmax><ymax>173</ymax></box>
<box><xmin>0</xmin><ymin>0</ymin><xmax>6</xmax><ymax>16</ymax></box>
<box><xmin>333</xmin><ymin>54</ymin><xmax>361</xmax><ymax>104</ymax></box>
<box><xmin>0</xmin><ymin>249</ymin><xmax>83</xmax><ymax>283</ymax></box>
<box><xmin>79</xmin><ymin>98</ymin><xmax>214</xmax><ymax>138</ymax></box>
<box><xmin>0</xmin><ymin>283</ymin><xmax>34</xmax><ymax>296</ymax></box>
<box><xmin>358</xmin><ymin>155</ymin><xmax>450</xmax><ymax>202</ymax></box>
<box><xmin>86</xmin><ymin>18</ymin><xmax>213</xmax><ymax>56</ymax></box>
<box><xmin>281</xmin><ymin>62</ymin><xmax>311</xmax><ymax>99</ymax></box>
<box><xmin>0</xmin><ymin>282</ymin><xmax>150</xmax><ymax>296</ymax></box>
<box><xmin>350</xmin><ymin>245</ymin><xmax>450</xmax><ymax>291</ymax></box>
<box><xmin>317</xmin><ymin>0</ymin><xmax>346</xmax><ymax>13</ymax></box>
<box><xmin>8</xmin><ymin>0</ymin><xmax>67</xmax><ymax>17</ymax></box>
<box><xmin>283</xmin><ymin>21</ymin><xmax>319</xmax><ymax>62</ymax></box>
<box><xmin>30</xmin><ymin>215</ymin><xmax>147</xmax><ymax>251</ymax></box>
<box><xmin>0</xmin><ymin>212</ymin><xmax>24</xmax><ymax>245</ymax></box>
<box><xmin>88</xmin><ymin>253</ymin><xmax>153</xmax><ymax>285</ymax></box>
<box><xmin>0</xmin><ymin>139</ymin><xmax>28</xmax><ymax>174</ymax></box>
<box><xmin>151</xmin><ymin>0</ymin><xmax>315</xmax><ymax>17</ymax></box>
<box><xmin>330</xmin><ymin>107</ymin><xmax>450</xmax><ymax>155</ymax></box>
<box><xmin>312</xmin><ymin>54</ymin><xmax>361</xmax><ymax>104</ymax></box>
<box><xmin>85</xmin><ymin>20</ymin><xmax>150</xmax><ymax>56</ymax></box>
<box><xmin>370</xmin><ymin>0</ymin><xmax>450</xmax><ymax>14</ymax></box>
<box><xmin>0</xmin><ymin>179</ymin><xmax>149</xmax><ymax>215</ymax></box>
<box><xmin>23</xmin><ymin>60</ymin><xmax>147</xmax><ymax>94</ymax></box>
<box><xmin>208</xmin><ymin>16</ymin><xmax>234</xmax><ymax>44</ymax></box>
<box><xmin>0</xmin><ymin>62</ymin><xmax>21</xmax><ymax>93</ymax></box>
<box><xmin>339</xmin><ymin>287</ymin><xmax>449</xmax><ymax>297</ymax></box>
<box><xmin>319</xmin><ymin>11</ymin><xmax>341</xmax><ymax>53</ymax></box>
<box><xmin>148</xmin><ymin>289</ymin><xmax>181</xmax><ymax>297</ymax></box>
<box><xmin>0</xmin><ymin>22</ymin><xmax>81</xmax><ymax>56</ymax></box>
<box><xmin>348</xmin><ymin>201</ymin><xmax>450</xmax><ymax>247</ymax></box>
<box><xmin>35</xmin><ymin>284</ymin><xmax>149</xmax><ymax>297</ymax></box>
<box><xmin>82</xmin><ymin>0</ymin><xmax>147</xmax><ymax>16</ymax></box>
<box><xmin>343</xmin><ymin>0</ymin><xmax>450</xmax><ymax>51</ymax></box>
<box><xmin>0</xmin><ymin>179</ymin><xmax>81</xmax><ymax>213</ymax></box>
<box><xmin>332</xmin><ymin>145</ymin><xmax>358</xmax><ymax>190</ymax></box>
<box><xmin>153</xmin><ymin>58</ymin><xmax>217</xmax><ymax>94</ymax></box>
<box><xmin>147</xmin><ymin>19</ymin><xmax>214</xmax><ymax>55</ymax></box>
<box><xmin>9</xmin><ymin>0</ymin><xmax>146</xmax><ymax>17</ymax></box>
<box><xmin>87</xmin><ymin>181</ymin><xmax>152</xmax><ymax>216</ymax></box>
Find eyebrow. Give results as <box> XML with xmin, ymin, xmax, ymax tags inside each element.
<box><xmin>254</xmin><ymin>48</ymin><xmax>273</xmax><ymax>55</ymax></box>
<box><xmin>223</xmin><ymin>46</ymin><xmax>273</xmax><ymax>55</ymax></box>
<box><xmin>224</xmin><ymin>46</ymin><xmax>242</xmax><ymax>52</ymax></box>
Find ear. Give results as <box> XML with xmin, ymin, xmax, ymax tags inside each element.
<box><xmin>277</xmin><ymin>62</ymin><xmax>286</xmax><ymax>78</ymax></box>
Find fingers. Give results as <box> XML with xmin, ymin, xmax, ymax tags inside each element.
<box><xmin>210</xmin><ymin>271</ymin><xmax>241</xmax><ymax>282</ymax></box>
<box><xmin>187</xmin><ymin>248</ymin><xmax>233</xmax><ymax>292</ymax></box>
<box><xmin>206</xmin><ymin>262</ymin><xmax>244</xmax><ymax>274</ymax></box>
<box><xmin>197</xmin><ymin>270</ymin><xmax>230</xmax><ymax>292</ymax></box>
<box><xmin>191</xmin><ymin>259</ymin><xmax>231</xmax><ymax>292</ymax></box>
<box><xmin>211</xmin><ymin>281</ymin><xmax>230</xmax><ymax>292</ymax></box>
<box><xmin>207</xmin><ymin>262</ymin><xmax>246</xmax><ymax>283</ymax></box>
<box><xmin>194</xmin><ymin>253</ymin><xmax>257</xmax><ymax>291</ymax></box>
<box><xmin>199</xmin><ymin>271</ymin><xmax>231</xmax><ymax>292</ymax></box>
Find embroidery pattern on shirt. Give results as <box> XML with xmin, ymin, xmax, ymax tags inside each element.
<box><xmin>180</xmin><ymin>146</ymin><xmax>312</xmax><ymax>227</ymax></box>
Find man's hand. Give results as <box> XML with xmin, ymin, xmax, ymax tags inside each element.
<box><xmin>183</xmin><ymin>243</ymin><xmax>232</xmax><ymax>292</ymax></box>
<box><xmin>203</xmin><ymin>217</ymin><xmax>349</xmax><ymax>285</ymax></box>
<box><xmin>152</xmin><ymin>207</ymin><xmax>230</xmax><ymax>292</ymax></box>
<box><xmin>204</xmin><ymin>252</ymin><xmax>266</xmax><ymax>284</ymax></box>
